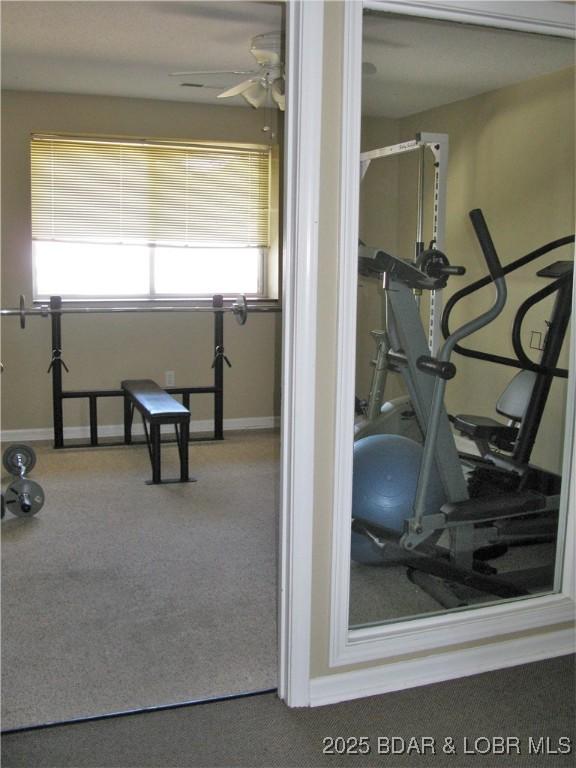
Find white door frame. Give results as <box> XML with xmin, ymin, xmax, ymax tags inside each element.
<box><xmin>277</xmin><ymin>0</ymin><xmax>324</xmax><ymax>707</ymax></box>
<box><xmin>278</xmin><ymin>0</ymin><xmax>575</xmax><ymax>708</ymax></box>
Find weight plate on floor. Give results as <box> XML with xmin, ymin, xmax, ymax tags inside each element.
<box><xmin>3</xmin><ymin>444</ymin><xmax>37</xmax><ymax>476</ymax></box>
<box><xmin>4</xmin><ymin>478</ymin><xmax>45</xmax><ymax>517</ymax></box>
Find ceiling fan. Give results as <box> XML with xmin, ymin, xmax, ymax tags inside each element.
<box><xmin>171</xmin><ymin>32</ymin><xmax>285</xmax><ymax>111</ymax></box>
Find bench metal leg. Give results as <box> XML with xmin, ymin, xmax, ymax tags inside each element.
<box><xmin>178</xmin><ymin>420</ymin><xmax>190</xmax><ymax>482</ymax></box>
<box><xmin>89</xmin><ymin>395</ymin><xmax>99</xmax><ymax>447</ymax></box>
<box><xmin>124</xmin><ymin>397</ymin><xmax>133</xmax><ymax>445</ymax></box>
<box><xmin>150</xmin><ymin>423</ymin><xmax>161</xmax><ymax>484</ymax></box>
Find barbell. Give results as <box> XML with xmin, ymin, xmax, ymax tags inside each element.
<box><xmin>2</xmin><ymin>444</ymin><xmax>45</xmax><ymax>519</ymax></box>
<box><xmin>0</xmin><ymin>294</ymin><xmax>281</xmax><ymax>329</ymax></box>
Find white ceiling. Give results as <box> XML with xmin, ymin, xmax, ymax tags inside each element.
<box><xmin>1</xmin><ymin>1</ymin><xmax>284</xmax><ymax>106</ymax></box>
<box><xmin>362</xmin><ymin>10</ymin><xmax>575</xmax><ymax>117</ymax></box>
<box><xmin>1</xmin><ymin>1</ymin><xmax>574</xmax><ymax>117</ymax></box>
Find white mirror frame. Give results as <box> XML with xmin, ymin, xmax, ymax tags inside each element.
<box><xmin>329</xmin><ymin>0</ymin><xmax>575</xmax><ymax>677</ymax></box>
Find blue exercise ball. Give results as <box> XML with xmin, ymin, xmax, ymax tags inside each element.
<box><xmin>351</xmin><ymin>434</ymin><xmax>446</xmax><ymax>564</ymax></box>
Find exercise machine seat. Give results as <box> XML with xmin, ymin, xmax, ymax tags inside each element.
<box><xmin>495</xmin><ymin>370</ymin><xmax>537</xmax><ymax>421</ymax></box>
<box><xmin>452</xmin><ymin>414</ymin><xmax>516</xmax><ymax>441</ymax></box>
<box><xmin>453</xmin><ymin>370</ymin><xmax>537</xmax><ymax>451</ymax></box>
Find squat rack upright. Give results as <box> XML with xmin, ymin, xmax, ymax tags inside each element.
<box><xmin>360</xmin><ymin>132</ymin><xmax>448</xmax><ymax>353</ymax></box>
<box><xmin>2</xmin><ymin>293</ymin><xmax>280</xmax><ymax>449</ymax></box>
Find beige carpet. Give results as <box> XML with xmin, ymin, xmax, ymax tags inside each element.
<box><xmin>2</xmin><ymin>432</ymin><xmax>279</xmax><ymax>729</ymax></box>
<box><xmin>2</xmin><ymin>429</ymin><xmax>559</xmax><ymax>730</ymax></box>
<box><xmin>349</xmin><ymin>541</ymin><xmax>557</xmax><ymax>627</ymax></box>
<box><xmin>3</xmin><ymin>657</ymin><xmax>575</xmax><ymax>767</ymax></box>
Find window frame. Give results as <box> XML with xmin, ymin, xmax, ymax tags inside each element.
<box><xmin>30</xmin><ymin>133</ymin><xmax>277</xmax><ymax>303</ymax></box>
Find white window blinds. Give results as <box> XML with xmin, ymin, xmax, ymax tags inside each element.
<box><xmin>31</xmin><ymin>135</ymin><xmax>271</xmax><ymax>247</ymax></box>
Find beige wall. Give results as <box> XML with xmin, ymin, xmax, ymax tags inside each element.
<box><xmin>1</xmin><ymin>91</ymin><xmax>282</xmax><ymax>432</ymax></box>
<box><xmin>311</xmin><ymin>2</ymin><xmax>574</xmax><ymax>679</ymax></box>
<box><xmin>356</xmin><ymin>117</ymin><xmax>405</xmax><ymax>403</ymax></box>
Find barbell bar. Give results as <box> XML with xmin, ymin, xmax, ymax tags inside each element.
<box><xmin>1</xmin><ymin>294</ymin><xmax>281</xmax><ymax>329</ymax></box>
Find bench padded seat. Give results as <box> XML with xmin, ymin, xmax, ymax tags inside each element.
<box><xmin>122</xmin><ymin>379</ymin><xmax>190</xmax><ymax>422</ymax></box>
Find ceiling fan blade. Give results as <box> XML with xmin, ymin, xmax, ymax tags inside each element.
<box><xmin>217</xmin><ymin>79</ymin><xmax>258</xmax><ymax>99</ymax></box>
<box><xmin>241</xmin><ymin>82</ymin><xmax>269</xmax><ymax>109</ymax></box>
<box><xmin>170</xmin><ymin>70</ymin><xmax>257</xmax><ymax>77</ymax></box>
<box><xmin>271</xmin><ymin>92</ymin><xmax>285</xmax><ymax>112</ymax></box>
<box><xmin>180</xmin><ymin>83</ymin><xmax>229</xmax><ymax>90</ymax></box>
<box><xmin>271</xmin><ymin>78</ymin><xmax>285</xmax><ymax>111</ymax></box>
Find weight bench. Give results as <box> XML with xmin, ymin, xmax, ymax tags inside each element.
<box><xmin>122</xmin><ymin>379</ymin><xmax>193</xmax><ymax>485</ymax></box>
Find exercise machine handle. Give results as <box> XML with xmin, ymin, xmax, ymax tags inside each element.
<box><xmin>441</xmin><ymin>265</ymin><xmax>466</xmax><ymax>277</ymax></box>
<box><xmin>441</xmin><ymin>225</ymin><xmax>573</xmax><ymax>376</ymax></box>
<box><xmin>411</xmin><ymin>211</ymin><xmax>508</xmax><ymax>530</ymax></box>
<box><xmin>438</xmin><ymin>210</ymin><xmax>508</xmax><ymax>361</ymax></box>
<box><xmin>512</xmin><ymin>272</ymin><xmax>573</xmax><ymax>376</ymax></box>
<box><xmin>416</xmin><ymin>356</ymin><xmax>456</xmax><ymax>380</ymax></box>
<box><xmin>469</xmin><ymin>209</ymin><xmax>505</xmax><ymax>281</ymax></box>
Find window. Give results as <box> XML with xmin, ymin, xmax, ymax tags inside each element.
<box><xmin>30</xmin><ymin>134</ymin><xmax>273</xmax><ymax>300</ymax></box>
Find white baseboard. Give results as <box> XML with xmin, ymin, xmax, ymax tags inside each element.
<box><xmin>309</xmin><ymin>628</ymin><xmax>574</xmax><ymax>706</ymax></box>
<box><xmin>1</xmin><ymin>416</ymin><xmax>279</xmax><ymax>444</ymax></box>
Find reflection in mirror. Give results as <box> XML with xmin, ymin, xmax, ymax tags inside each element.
<box><xmin>349</xmin><ymin>10</ymin><xmax>575</xmax><ymax>628</ymax></box>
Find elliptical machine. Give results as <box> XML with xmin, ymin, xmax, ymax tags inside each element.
<box><xmin>352</xmin><ymin>209</ymin><xmax>568</xmax><ymax>607</ymax></box>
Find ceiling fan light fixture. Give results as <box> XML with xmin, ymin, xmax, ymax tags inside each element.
<box><xmin>250</xmin><ymin>32</ymin><xmax>283</xmax><ymax>68</ymax></box>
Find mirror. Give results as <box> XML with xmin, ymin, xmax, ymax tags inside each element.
<box><xmin>349</xmin><ymin>10</ymin><xmax>575</xmax><ymax>628</ymax></box>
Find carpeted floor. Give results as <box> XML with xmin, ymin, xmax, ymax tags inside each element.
<box><xmin>3</xmin><ymin>655</ymin><xmax>574</xmax><ymax>767</ymax></box>
<box><xmin>349</xmin><ymin>543</ymin><xmax>557</xmax><ymax>627</ymax></box>
<box><xmin>1</xmin><ymin>432</ymin><xmax>280</xmax><ymax>729</ymax></box>
<box><xmin>2</xmin><ymin>430</ymin><xmax>564</xmax><ymax>733</ymax></box>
